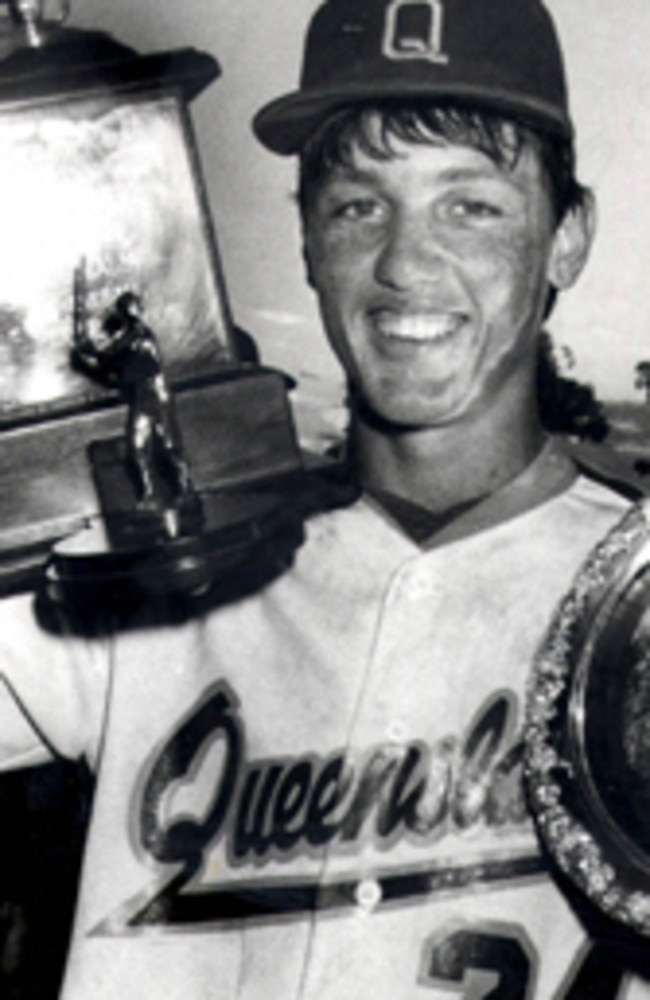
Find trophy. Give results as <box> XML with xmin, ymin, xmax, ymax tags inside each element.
<box><xmin>0</xmin><ymin>1</ymin><xmax>308</xmax><ymax>613</ymax></box>
<box><xmin>526</xmin><ymin>500</ymin><xmax>650</xmax><ymax>935</ymax></box>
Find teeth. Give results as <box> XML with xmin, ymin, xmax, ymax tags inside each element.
<box><xmin>374</xmin><ymin>313</ymin><xmax>463</xmax><ymax>342</ymax></box>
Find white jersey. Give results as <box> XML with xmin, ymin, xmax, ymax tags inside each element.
<box><xmin>0</xmin><ymin>443</ymin><xmax>648</xmax><ymax>999</ymax></box>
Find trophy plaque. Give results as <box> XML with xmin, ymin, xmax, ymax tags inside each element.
<box><xmin>526</xmin><ymin>500</ymin><xmax>650</xmax><ymax>935</ymax></box>
<box><xmin>0</xmin><ymin>1</ymin><xmax>307</xmax><ymax>612</ymax></box>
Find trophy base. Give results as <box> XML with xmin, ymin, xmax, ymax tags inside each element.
<box><xmin>44</xmin><ymin>488</ymin><xmax>304</xmax><ymax>617</ymax></box>
<box><xmin>0</xmin><ymin>366</ymin><xmax>304</xmax><ymax>598</ymax></box>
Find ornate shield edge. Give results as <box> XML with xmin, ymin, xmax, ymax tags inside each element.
<box><xmin>525</xmin><ymin>500</ymin><xmax>650</xmax><ymax>934</ymax></box>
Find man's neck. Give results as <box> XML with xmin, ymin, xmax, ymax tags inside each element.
<box><xmin>350</xmin><ymin>400</ymin><xmax>546</xmax><ymax>517</ymax></box>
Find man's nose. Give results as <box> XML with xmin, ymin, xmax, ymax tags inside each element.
<box><xmin>374</xmin><ymin>211</ymin><xmax>449</xmax><ymax>291</ymax></box>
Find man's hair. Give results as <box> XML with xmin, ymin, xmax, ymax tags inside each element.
<box><xmin>297</xmin><ymin>101</ymin><xmax>586</xmax><ymax>226</ymax></box>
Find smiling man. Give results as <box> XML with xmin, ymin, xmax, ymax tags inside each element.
<box><xmin>299</xmin><ymin>113</ymin><xmax>587</xmax><ymax>516</ymax></box>
<box><xmin>0</xmin><ymin>1</ymin><xmax>647</xmax><ymax>998</ymax></box>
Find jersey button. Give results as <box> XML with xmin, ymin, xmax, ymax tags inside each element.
<box><xmin>355</xmin><ymin>878</ymin><xmax>382</xmax><ymax>914</ymax></box>
<box><xmin>386</xmin><ymin>719</ymin><xmax>407</xmax><ymax>743</ymax></box>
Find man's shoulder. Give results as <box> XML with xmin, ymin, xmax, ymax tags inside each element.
<box><xmin>532</xmin><ymin>462</ymin><xmax>637</xmax><ymax>572</ymax></box>
<box><xmin>559</xmin><ymin>456</ymin><xmax>643</xmax><ymax>543</ymax></box>
<box><xmin>547</xmin><ymin>463</ymin><xmax>634</xmax><ymax>538</ymax></box>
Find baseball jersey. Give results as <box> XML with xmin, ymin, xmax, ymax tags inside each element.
<box><xmin>0</xmin><ymin>441</ymin><xmax>648</xmax><ymax>999</ymax></box>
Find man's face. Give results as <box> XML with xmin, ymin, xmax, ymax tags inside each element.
<box><xmin>303</xmin><ymin>122</ymin><xmax>574</xmax><ymax>431</ymax></box>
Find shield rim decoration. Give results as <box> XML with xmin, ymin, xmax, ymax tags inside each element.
<box><xmin>525</xmin><ymin>499</ymin><xmax>650</xmax><ymax>935</ymax></box>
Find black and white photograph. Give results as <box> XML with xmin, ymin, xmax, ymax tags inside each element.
<box><xmin>0</xmin><ymin>1</ymin><xmax>649</xmax><ymax>997</ymax></box>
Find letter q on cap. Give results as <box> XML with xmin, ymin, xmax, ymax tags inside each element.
<box><xmin>382</xmin><ymin>0</ymin><xmax>449</xmax><ymax>64</ymax></box>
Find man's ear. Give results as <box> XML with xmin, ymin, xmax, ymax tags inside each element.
<box><xmin>547</xmin><ymin>190</ymin><xmax>597</xmax><ymax>291</ymax></box>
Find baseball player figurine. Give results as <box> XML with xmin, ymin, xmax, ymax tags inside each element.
<box><xmin>72</xmin><ymin>279</ymin><xmax>198</xmax><ymax>542</ymax></box>
<box><xmin>75</xmin><ymin>290</ymin><xmax>194</xmax><ymax>508</ymax></box>
<box><xmin>0</xmin><ymin>1</ymin><xmax>648</xmax><ymax>998</ymax></box>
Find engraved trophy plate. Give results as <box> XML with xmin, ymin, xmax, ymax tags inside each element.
<box><xmin>526</xmin><ymin>500</ymin><xmax>650</xmax><ymax>933</ymax></box>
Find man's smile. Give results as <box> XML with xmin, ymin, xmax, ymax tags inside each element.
<box><xmin>370</xmin><ymin>308</ymin><xmax>469</xmax><ymax>346</ymax></box>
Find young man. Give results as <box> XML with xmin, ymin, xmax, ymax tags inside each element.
<box><xmin>0</xmin><ymin>0</ymin><xmax>647</xmax><ymax>997</ymax></box>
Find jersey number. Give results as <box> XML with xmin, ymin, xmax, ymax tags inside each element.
<box><xmin>424</xmin><ymin>925</ymin><xmax>533</xmax><ymax>998</ymax></box>
<box><xmin>422</xmin><ymin>925</ymin><xmax>625</xmax><ymax>999</ymax></box>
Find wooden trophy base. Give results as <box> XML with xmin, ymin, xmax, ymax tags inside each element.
<box><xmin>0</xmin><ymin>367</ymin><xmax>305</xmax><ymax>600</ymax></box>
<box><xmin>45</xmin><ymin>487</ymin><xmax>304</xmax><ymax>616</ymax></box>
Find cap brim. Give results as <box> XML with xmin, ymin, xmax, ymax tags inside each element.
<box><xmin>254</xmin><ymin>81</ymin><xmax>572</xmax><ymax>155</ymax></box>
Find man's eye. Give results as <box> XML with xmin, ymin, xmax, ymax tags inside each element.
<box><xmin>333</xmin><ymin>198</ymin><xmax>385</xmax><ymax>221</ymax></box>
<box><xmin>450</xmin><ymin>199</ymin><xmax>504</xmax><ymax>220</ymax></box>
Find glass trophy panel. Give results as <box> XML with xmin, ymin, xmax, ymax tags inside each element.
<box><xmin>0</xmin><ymin>89</ymin><xmax>234</xmax><ymax>424</ymax></box>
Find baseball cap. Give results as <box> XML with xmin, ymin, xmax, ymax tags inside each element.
<box><xmin>253</xmin><ymin>0</ymin><xmax>572</xmax><ymax>154</ymax></box>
